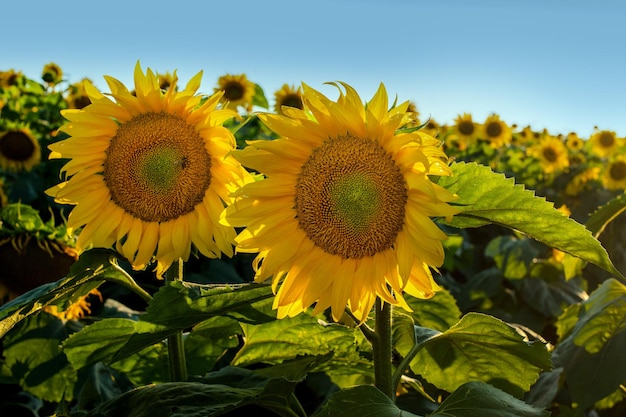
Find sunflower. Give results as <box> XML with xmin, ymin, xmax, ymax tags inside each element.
<box><xmin>0</xmin><ymin>126</ymin><xmax>41</xmax><ymax>172</ymax></box>
<box><xmin>589</xmin><ymin>129</ymin><xmax>621</xmax><ymax>158</ymax></box>
<box><xmin>222</xmin><ymin>82</ymin><xmax>458</xmax><ymax>322</ymax></box>
<box><xmin>602</xmin><ymin>156</ymin><xmax>626</xmax><ymax>190</ymax></box>
<box><xmin>215</xmin><ymin>73</ymin><xmax>256</xmax><ymax>112</ymax></box>
<box><xmin>528</xmin><ymin>134</ymin><xmax>569</xmax><ymax>174</ymax></box>
<box><xmin>450</xmin><ymin>113</ymin><xmax>478</xmax><ymax>150</ymax></box>
<box><xmin>565</xmin><ymin>132</ymin><xmax>584</xmax><ymax>151</ymax></box>
<box><xmin>47</xmin><ymin>62</ymin><xmax>251</xmax><ymax>277</ymax></box>
<box><xmin>274</xmin><ymin>84</ymin><xmax>304</xmax><ymax>114</ymax></box>
<box><xmin>0</xmin><ymin>69</ymin><xmax>22</xmax><ymax>88</ymax></box>
<box><xmin>157</xmin><ymin>71</ymin><xmax>176</xmax><ymax>91</ymax></box>
<box><xmin>481</xmin><ymin>114</ymin><xmax>512</xmax><ymax>148</ymax></box>
<box><xmin>66</xmin><ymin>78</ymin><xmax>93</xmax><ymax>109</ymax></box>
<box><xmin>42</xmin><ymin>62</ymin><xmax>63</xmax><ymax>86</ymax></box>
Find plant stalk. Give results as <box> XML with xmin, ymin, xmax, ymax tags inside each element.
<box><xmin>165</xmin><ymin>259</ymin><xmax>188</xmax><ymax>382</ymax></box>
<box><xmin>373</xmin><ymin>298</ymin><xmax>394</xmax><ymax>400</ymax></box>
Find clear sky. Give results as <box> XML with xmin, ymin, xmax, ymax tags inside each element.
<box><xmin>3</xmin><ymin>0</ymin><xmax>626</xmax><ymax>138</ymax></box>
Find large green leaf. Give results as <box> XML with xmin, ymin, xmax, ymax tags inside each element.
<box><xmin>63</xmin><ymin>282</ymin><xmax>274</xmax><ymax>369</ymax></box>
<box><xmin>402</xmin><ymin>289</ymin><xmax>462</xmax><ymax>332</ymax></box>
<box><xmin>84</xmin><ymin>367</ymin><xmax>306</xmax><ymax>417</ymax></box>
<box><xmin>438</xmin><ymin>162</ymin><xmax>624</xmax><ymax>280</ymax></box>
<box><xmin>413</xmin><ymin>312</ymin><xmax>551</xmax><ymax>397</ymax></box>
<box><xmin>552</xmin><ymin>278</ymin><xmax>626</xmax><ymax>408</ymax></box>
<box><xmin>1</xmin><ymin>313</ymin><xmax>77</xmax><ymax>403</ymax></box>
<box><xmin>312</xmin><ymin>385</ymin><xmax>420</xmax><ymax>417</ymax></box>
<box><xmin>0</xmin><ymin>249</ymin><xmax>145</xmax><ymax>338</ymax></box>
<box><xmin>430</xmin><ymin>381</ymin><xmax>549</xmax><ymax>417</ymax></box>
<box><xmin>232</xmin><ymin>312</ymin><xmax>374</xmax><ymax>386</ymax></box>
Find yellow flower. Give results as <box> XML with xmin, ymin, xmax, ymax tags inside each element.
<box><xmin>214</xmin><ymin>73</ymin><xmax>256</xmax><ymax>112</ymax></box>
<box><xmin>274</xmin><ymin>84</ymin><xmax>304</xmax><ymax>114</ymax></box>
<box><xmin>157</xmin><ymin>71</ymin><xmax>176</xmax><ymax>91</ymax></box>
<box><xmin>450</xmin><ymin>113</ymin><xmax>478</xmax><ymax>150</ymax></box>
<box><xmin>589</xmin><ymin>129</ymin><xmax>621</xmax><ymax>158</ymax></box>
<box><xmin>565</xmin><ymin>167</ymin><xmax>600</xmax><ymax>196</ymax></box>
<box><xmin>42</xmin><ymin>62</ymin><xmax>63</xmax><ymax>86</ymax></box>
<box><xmin>47</xmin><ymin>62</ymin><xmax>251</xmax><ymax>276</ymax></box>
<box><xmin>528</xmin><ymin>134</ymin><xmax>569</xmax><ymax>174</ymax></box>
<box><xmin>66</xmin><ymin>78</ymin><xmax>93</xmax><ymax>109</ymax></box>
<box><xmin>481</xmin><ymin>114</ymin><xmax>512</xmax><ymax>148</ymax></box>
<box><xmin>0</xmin><ymin>69</ymin><xmax>22</xmax><ymax>88</ymax></box>
<box><xmin>222</xmin><ymin>82</ymin><xmax>458</xmax><ymax>322</ymax></box>
<box><xmin>602</xmin><ymin>156</ymin><xmax>626</xmax><ymax>190</ymax></box>
<box><xmin>0</xmin><ymin>126</ymin><xmax>41</xmax><ymax>172</ymax></box>
<box><xmin>566</xmin><ymin>132</ymin><xmax>584</xmax><ymax>151</ymax></box>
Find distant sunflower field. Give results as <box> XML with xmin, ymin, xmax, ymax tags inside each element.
<box><xmin>0</xmin><ymin>62</ymin><xmax>625</xmax><ymax>417</ymax></box>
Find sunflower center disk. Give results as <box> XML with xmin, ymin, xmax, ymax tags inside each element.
<box><xmin>0</xmin><ymin>131</ymin><xmax>36</xmax><ymax>161</ymax></box>
<box><xmin>104</xmin><ymin>112</ymin><xmax>212</xmax><ymax>223</ymax></box>
<box><xmin>542</xmin><ymin>147</ymin><xmax>558</xmax><ymax>162</ymax></box>
<box><xmin>610</xmin><ymin>162</ymin><xmax>626</xmax><ymax>180</ymax></box>
<box><xmin>295</xmin><ymin>135</ymin><xmax>407</xmax><ymax>259</ymax></box>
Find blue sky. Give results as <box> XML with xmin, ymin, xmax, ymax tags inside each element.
<box><xmin>4</xmin><ymin>0</ymin><xmax>626</xmax><ymax>137</ymax></box>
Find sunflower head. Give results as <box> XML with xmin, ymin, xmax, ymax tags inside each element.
<box><xmin>157</xmin><ymin>71</ymin><xmax>177</xmax><ymax>91</ymax></box>
<box><xmin>222</xmin><ymin>82</ymin><xmax>458</xmax><ymax>322</ymax></box>
<box><xmin>603</xmin><ymin>157</ymin><xmax>626</xmax><ymax>190</ymax></box>
<box><xmin>66</xmin><ymin>78</ymin><xmax>93</xmax><ymax>109</ymax></box>
<box><xmin>481</xmin><ymin>114</ymin><xmax>512</xmax><ymax>148</ymax></box>
<box><xmin>528</xmin><ymin>135</ymin><xmax>569</xmax><ymax>174</ymax></box>
<box><xmin>42</xmin><ymin>62</ymin><xmax>63</xmax><ymax>86</ymax></box>
<box><xmin>214</xmin><ymin>73</ymin><xmax>256</xmax><ymax>112</ymax></box>
<box><xmin>0</xmin><ymin>69</ymin><xmax>23</xmax><ymax>88</ymax></box>
<box><xmin>274</xmin><ymin>84</ymin><xmax>304</xmax><ymax>114</ymax></box>
<box><xmin>589</xmin><ymin>129</ymin><xmax>621</xmax><ymax>158</ymax></box>
<box><xmin>47</xmin><ymin>62</ymin><xmax>252</xmax><ymax>277</ymax></box>
<box><xmin>0</xmin><ymin>126</ymin><xmax>41</xmax><ymax>172</ymax></box>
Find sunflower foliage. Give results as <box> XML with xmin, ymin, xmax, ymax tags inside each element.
<box><xmin>0</xmin><ymin>65</ymin><xmax>625</xmax><ymax>417</ymax></box>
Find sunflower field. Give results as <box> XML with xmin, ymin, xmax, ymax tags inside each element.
<box><xmin>0</xmin><ymin>63</ymin><xmax>625</xmax><ymax>417</ymax></box>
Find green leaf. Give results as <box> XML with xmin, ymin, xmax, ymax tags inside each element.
<box><xmin>552</xmin><ymin>278</ymin><xmax>626</xmax><ymax>408</ymax></box>
<box><xmin>1</xmin><ymin>313</ymin><xmax>77</xmax><ymax>403</ymax></box>
<box><xmin>414</xmin><ymin>312</ymin><xmax>551</xmax><ymax>397</ymax></box>
<box><xmin>403</xmin><ymin>289</ymin><xmax>462</xmax><ymax>332</ymax></box>
<box><xmin>232</xmin><ymin>312</ymin><xmax>374</xmax><ymax>386</ymax></box>
<box><xmin>485</xmin><ymin>235</ymin><xmax>539</xmax><ymax>280</ymax></box>
<box><xmin>0</xmin><ymin>248</ymin><xmax>150</xmax><ymax>338</ymax></box>
<box><xmin>313</xmin><ymin>385</ymin><xmax>420</xmax><ymax>417</ymax></box>
<box><xmin>430</xmin><ymin>381</ymin><xmax>549</xmax><ymax>417</ymax></box>
<box><xmin>84</xmin><ymin>367</ymin><xmax>306</xmax><ymax>417</ymax></box>
<box><xmin>438</xmin><ymin>162</ymin><xmax>624</xmax><ymax>280</ymax></box>
<box><xmin>252</xmin><ymin>83</ymin><xmax>269</xmax><ymax>109</ymax></box>
<box><xmin>63</xmin><ymin>282</ymin><xmax>274</xmax><ymax>368</ymax></box>
<box><xmin>586</xmin><ymin>191</ymin><xmax>626</xmax><ymax>238</ymax></box>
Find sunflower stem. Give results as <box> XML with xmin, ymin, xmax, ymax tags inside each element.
<box><xmin>165</xmin><ymin>259</ymin><xmax>188</xmax><ymax>382</ymax></box>
<box><xmin>373</xmin><ymin>298</ymin><xmax>394</xmax><ymax>400</ymax></box>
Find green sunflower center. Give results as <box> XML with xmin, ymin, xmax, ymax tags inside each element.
<box><xmin>542</xmin><ymin>146</ymin><xmax>558</xmax><ymax>162</ymax></box>
<box><xmin>458</xmin><ymin>120</ymin><xmax>475</xmax><ymax>136</ymax></box>
<box><xmin>223</xmin><ymin>81</ymin><xmax>245</xmax><ymax>101</ymax></box>
<box><xmin>485</xmin><ymin>121</ymin><xmax>503</xmax><ymax>138</ymax></box>
<box><xmin>104</xmin><ymin>112</ymin><xmax>212</xmax><ymax>223</ymax></box>
<box><xmin>609</xmin><ymin>161</ymin><xmax>626</xmax><ymax>181</ymax></box>
<box><xmin>0</xmin><ymin>131</ymin><xmax>36</xmax><ymax>161</ymax></box>
<box><xmin>295</xmin><ymin>135</ymin><xmax>407</xmax><ymax>259</ymax></box>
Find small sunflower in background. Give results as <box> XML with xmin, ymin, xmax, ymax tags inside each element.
<box><xmin>222</xmin><ymin>82</ymin><xmax>458</xmax><ymax>322</ymax></box>
<box><xmin>0</xmin><ymin>126</ymin><xmax>41</xmax><ymax>172</ymax></box>
<box><xmin>589</xmin><ymin>129</ymin><xmax>621</xmax><ymax>158</ymax></box>
<box><xmin>450</xmin><ymin>113</ymin><xmax>478</xmax><ymax>150</ymax></box>
<box><xmin>481</xmin><ymin>114</ymin><xmax>512</xmax><ymax>148</ymax></box>
<box><xmin>565</xmin><ymin>132</ymin><xmax>584</xmax><ymax>151</ymax></box>
<box><xmin>65</xmin><ymin>78</ymin><xmax>93</xmax><ymax>109</ymax></box>
<box><xmin>565</xmin><ymin>167</ymin><xmax>600</xmax><ymax>196</ymax></box>
<box><xmin>0</xmin><ymin>69</ymin><xmax>23</xmax><ymax>88</ymax></box>
<box><xmin>157</xmin><ymin>71</ymin><xmax>177</xmax><ymax>91</ymax></box>
<box><xmin>273</xmin><ymin>84</ymin><xmax>303</xmax><ymax>114</ymax></box>
<box><xmin>215</xmin><ymin>73</ymin><xmax>256</xmax><ymax>112</ymax></box>
<box><xmin>42</xmin><ymin>62</ymin><xmax>63</xmax><ymax>87</ymax></box>
<box><xmin>47</xmin><ymin>62</ymin><xmax>251</xmax><ymax>277</ymax></box>
<box><xmin>528</xmin><ymin>134</ymin><xmax>570</xmax><ymax>174</ymax></box>
<box><xmin>602</xmin><ymin>156</ymin><xmax>626</xmax><ymax>190</ymax></box>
